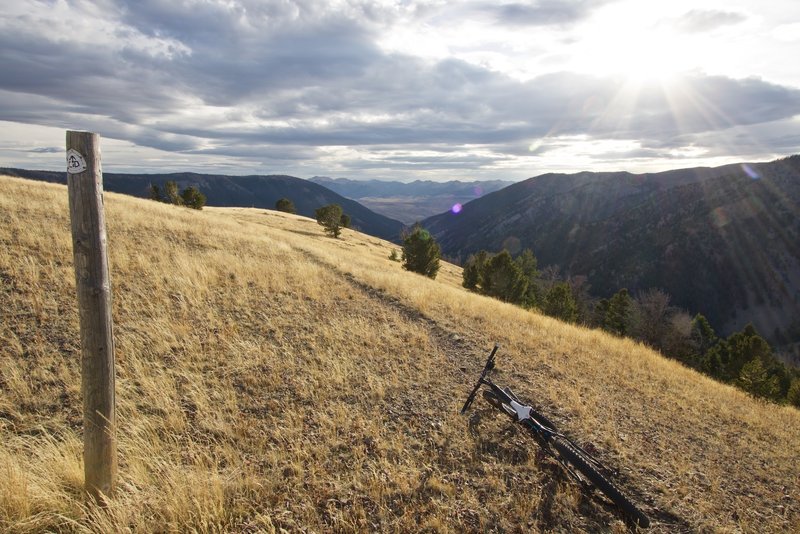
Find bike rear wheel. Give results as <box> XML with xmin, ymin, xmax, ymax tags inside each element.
<box><xmin>552</xmin><ymin>436</ymin><xmax>650</xmax><ymax>528</ymax></box>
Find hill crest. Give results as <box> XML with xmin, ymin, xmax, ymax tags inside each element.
<box><xmin>0</xmin><ymin>168</ymin><xmax>406</xmax><ymax>242</ymax></box>
<box><xmin>1</xmin><ymin>175</ymin><xmax>798</xmax><ymax>532</ymax></box>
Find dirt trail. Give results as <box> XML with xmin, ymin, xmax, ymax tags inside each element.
<box><xmin>299</xmin><ymin>249</ymin><xmax>695</xmax><ymax>532</ymax></box>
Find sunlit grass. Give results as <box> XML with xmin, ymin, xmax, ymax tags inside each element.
<box><xmin>1</xmin><ymin>175</ymin><xmax>798</xmax><ymax>533</ymax></box>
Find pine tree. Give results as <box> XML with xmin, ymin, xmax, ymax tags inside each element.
<box><xmin>690</xmin><ymin>314</ymin><xmax>718</xmax><ymax>355</ymax></box>
<box><xmin>180</xmin><ymin>186</ymin><xmax>206</xmax><ymax>210</ymax></box>
<box><xmin>542</xmin><ymin>282</ymin><xmax>578</xmax><ymax>323</ymax></box>
<box><xmin>605</xmin><ymin>288</ymin><xmax>632</xmax><ymax>336</ymax></box>
<box><xmin>462</xmin><ymin>250</ymin><xmax>489</xmax><ymax>290</ymax></box>
<box><xmin>401</xmin><ymin>225</ymin><xmax>441</xmax><ymax>279</ymax></box>
<box><xmin>481</xmin><ymin>250</ymin><xmax>527</xmax><ymax>303</ymax></box>
<box><xmin>723</xmin><ymin>324</ymin><xmax>772</xmax><ymax>382</ymax></box>
<box><xmin>788</xmin><ymin>379</ymin><xmax>800</xmax><ymax>408</ymax></box>
<box><xmin>515</xmin><ymin>249</ymin><xmax>541</xmax><ymax>307</ymax></box>
<box><xmin>164</xmin><ymin>181</ymin><xmax>183</xmax><ymax>205</ymax></box>
<box><xmin>736</xmin><ymin>358</ymin><xmax>780</xmax><ymax>400</ymax></box>
<box><xmin>315</xmin><ymin>204</ymin><xmax>344</xmax><ymax>238</ymax></box>
<box><xmin>275</xmin><ymin>198</ymin><xmax>296</xmax><ymax>214</ymax></box>
<box><xmin>149</xmin><ymin>183</ymin><xmax>163</xmax><ymax>202</ymax></box>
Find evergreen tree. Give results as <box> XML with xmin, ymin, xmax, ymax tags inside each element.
<box><xmin>593</xmin><ymin>298</ymin><xmax>610</xmax><ymax>328</ymax></box>
<box><xmin>690</xmin><ymin>314</ymin><xmax>718</xmax><ymax>355</ymax></box>
<box><xmin>462</xmin><ymin>250</ymin><xmax>489</xmax><ymax>291</ymax></box>
<box><xmin>542</xmin><ymin>282</ymin><xmax>578</xmax><ymax>323</ymax></box>
<box><xmin>701</xmin><ymin>324</ymin><xmax>775</xmax><ymax>383</ymax></box>
<box><xmin>164</xmin><ymin>181</ymin><xmax>183</xmax><ymax>205</ymax></box>
<box><xmin>700</xmin><ymin>345</ymin><xmax>725</xmax><ymax>379</ymax></box>
<box><xmin>315</xmin><ymin>204</ymin><xmax>344</xmax><ymax>238</ymax></box>
<box><xmin>340</xmin><ymin>213</ymin><xmax>351</xmax><ymax>228</ymax></box>
<box><xmin>605</xmin><ymin>288</ymin><xmax>632</xmax><ymax>336</ymax></box>
<box><xmin>723</xmin><ymin>324</ymin><xmax>773</xmax><ymax>382</ymax></box>
<box><xmin>515</xmin><ymin>249</ymin><xmax>541</xmax><ymax>307</ymax></box>
<box><xmin>481</xmin><ymin>250</ymin><xmax>527</xmax><ymax>303</ymax></box>
<box><xmin>149</xmin><ymin>183</ymin><xmax>163</xmax><ymax>202</ymax></box>
<box><xmin>401</xmin><ymin>225</ymin><xmax>441</xmax><ymax>279</ymax></box>
<box><xmin>275</xmin><ymin>198</ymin><xmax>296</xmax><ymax>214</ymax></box>
<box><xmin>180</xmin><ymin>186</ymin><xmax>206</xmax><ymax>210</ymax></box>
<box><xmin>736</xmin><ymin>358</ymin><xmax>780</xmax><ymax>401</ymax></box>
<box><xmin>788</xmin><ymin>379</ymin><xmax>800</xmax><ymax>408</ymax></box>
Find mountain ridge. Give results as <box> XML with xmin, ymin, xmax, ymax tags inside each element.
<box><xmin>0</xmin><ymin>168</ymin><xmax>406</xmax><ymax>242</ymax></box>
<box><xmin>310</xmin><ymin>176</ymin><xmax>512</xmax><ymax>224</ymax></box>
<box><xmin>422</xmin><ymin>156</ymin><xmax>800</xmax><ymax>346</ymax></box>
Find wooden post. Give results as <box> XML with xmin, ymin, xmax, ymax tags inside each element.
<box><xmin>66</xmin><ymin>130</ymin><xmax>117</xmax><ymax>500</ymax></box>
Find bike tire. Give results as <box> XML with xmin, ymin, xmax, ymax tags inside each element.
<box><xmin>552</xmin><ymin>436</ymin><xmax>650</xmax><ymax>528</ymax></box>
<box><xmin>482</xmin><ymin>389</ymin><xmax>511</xmax><ymax>412</ymax></box>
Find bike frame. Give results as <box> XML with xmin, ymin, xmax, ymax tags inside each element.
<box><xmin>463</xmin><ymin>366</ymin><xmax>556</xmax><ymax>437</ymax></box>
<box><xmin>461</xmin><ymin>344</ymin><xmax>651</xmax><ymax>528</ymax></box>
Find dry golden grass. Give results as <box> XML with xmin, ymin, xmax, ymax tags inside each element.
<box><xmin>1</xmin><ymin>175</ymin><xmax>798</xmax><ymax>533</ymax></box>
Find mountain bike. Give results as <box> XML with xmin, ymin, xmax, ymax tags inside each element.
<box><xmin>461</xmin><ymin>345</ymin><xmax>650</xmax><ymax>528</ymax></box>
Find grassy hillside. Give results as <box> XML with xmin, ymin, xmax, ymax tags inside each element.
<box><xmin>1</xmin><ymin>175</ymin><xmax>798</xmax><ymax>533</ymax></box>
<box><xmin>0</xmin><ymin>168</ymin><xmax>406</xmax><ymax>242</ymax></box>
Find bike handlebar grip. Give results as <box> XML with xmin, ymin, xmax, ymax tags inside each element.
<box><xmin>461</xmin><ymin>344</ymin><xmax>501</xmax><ymax>414</ymax></box>
<box><xmin>461</xmin><ymin>382</ymin><xmax>481</xmax><ymax>414</ymax></box>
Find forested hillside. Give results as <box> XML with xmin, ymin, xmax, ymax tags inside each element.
<box><xmin>423</xmin><ymin>156</ymin><xmax>800</xmax><ymax>348</ymax></box>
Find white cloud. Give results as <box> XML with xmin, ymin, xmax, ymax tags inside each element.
<box><xmin>0</xmin><ymin>0</ymin><xmax>798</xmax><ymax>180</ymax></box>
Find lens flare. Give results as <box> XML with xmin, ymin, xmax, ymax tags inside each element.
<box><xmin>741</xmin><ymin>164</ymin><xmax>761</xmax><ymax>180</ymax></box>
<box><xmin>451</xmin><ymin>203</ymin><xmax>462</xmax><ymax>214</ymax></box>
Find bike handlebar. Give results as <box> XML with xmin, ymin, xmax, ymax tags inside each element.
<box><xmin>460</xmin><ymin>344</ymin><xmax>499</xmax><ymax>414</ymax></box>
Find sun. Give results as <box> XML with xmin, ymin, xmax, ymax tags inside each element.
<box><xmin>586</xmin><ymin>28</ymin><xmax>691</xmax><ymax>84</ymax></box>
<box><xmin>573</xmin><ymin>3</ymin><xmax>701</xmax><ymax>84</ymax></box>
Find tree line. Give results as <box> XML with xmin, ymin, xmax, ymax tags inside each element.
<box><xmin>462</xmin><ymin>248</ymin><xmax>800</xmax><ymax>407</ymax></box>
<box><xmin>149</xmin><ymin>181</ymin><xmax>206</xmax><ymax>210</ymax></box>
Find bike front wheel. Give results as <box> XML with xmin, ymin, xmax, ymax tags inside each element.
<box><xmin>551</xmin><ymin>436</ymin><xmax>650</xmax><ymax>528</ymax></box>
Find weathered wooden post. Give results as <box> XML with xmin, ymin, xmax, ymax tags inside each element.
<box><xmin>66</xmin><ymin>130</ymin><xmax>117</xmax><ymax>500</ymax></box>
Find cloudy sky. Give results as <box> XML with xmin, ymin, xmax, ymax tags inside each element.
<box><xmin>2</xmin><ymin>0</ymin><xmax>800</xmax><ymax>181</ymax></box>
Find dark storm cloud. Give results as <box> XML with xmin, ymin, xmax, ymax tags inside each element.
<box><xmin>674</xmin><ymin>9</ymin><xmax>747</xmax><ymax>33</ymax></box>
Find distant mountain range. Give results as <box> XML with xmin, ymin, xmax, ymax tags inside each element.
<box><xmin>422</xmin><ymin>156</ymin><xmax>800</xmax><ymax>347</ymax></box>
<box><xmin>310</xmin><ymin>176</ymin><xmax>512</xmax><ymax>224</ymax></box>
<box><xmin>1</xmin><ymin>169</ymin><xmax>405</xmax><ymax>242</ymax></box>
